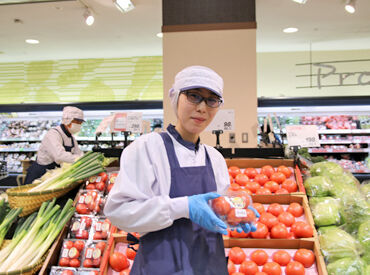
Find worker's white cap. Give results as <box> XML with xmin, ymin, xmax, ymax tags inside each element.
<box><xmin>62</xmin><ymin>106</ymin><xmax>85</xmax><ymax>125</ymax></box>
<box><xmin>169</xmin><ymin>65</ymin><xmax>224</xmax><ymax>116</ymax></box>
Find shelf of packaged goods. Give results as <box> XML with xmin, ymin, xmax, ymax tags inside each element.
<box><xmin>0</xmin><ymin>138</ymin><xmax>42</xmax><ymax>142</ymax></box>
<box><xmin>277</xmin><ymin>129</ymin><xmax>370</xmax><ymax>135</ymax></box>
<box><xmin>308</xmin><ymin>148</ymin><xmax>370</xmax><ymax>153</ymax></box>
<box><xmin>0</xmin><ymin>148</ymin><xmax>38</xmax><ymax>153</ymax></box>
<box><xmin>319</xmin><ymin>139</ymin><xmax>370</xmax><ymax>144</ymax></box>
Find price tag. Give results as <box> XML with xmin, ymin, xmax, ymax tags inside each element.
<box><xmin>286</xmin><ymin>125</ymin><xmax>320</xmax><ymax>148</ymax></box>
<box><xmin>126</xmin><ymin>112</ymin><xmax>142</xmax><ymax>133</ymax></box>
<box><xmin>205</xmin><ymin>109</ymin><xmax>235</xmax><ymax>132</ymax></box>
<box><xmin>112</xmin><ymin>113</ymin><xmax>127</xmax><ymax>132</ymax></box>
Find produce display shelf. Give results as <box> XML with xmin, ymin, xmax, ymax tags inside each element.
<box><xmin>0</xmin><ymin>148</ymin><xmax>38</xmax><ymax>152</ymax></box>
<box><xmin>308</xmin><ymin>149</ymin><xmax>370</xmax><ymax>153</ymax></box>
<box><xmin>278</xmin><ymin>129</ymin><xmax>370</xmax><ymax>135</ymax></box>
<box><xmin>319</xmin><ymin>140</ymin><xmax>370</xmax><ymax>144</ymax></box>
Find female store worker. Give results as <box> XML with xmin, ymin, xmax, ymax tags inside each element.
<box><xmin>24</xmin><ymin>106</ymin><xmax>84</xmax><ymax>185</ymax></box>
<box><xmin>104</xmin><ymin>66</ymin><xmax>257</xmax><ymax>275</ymax></box>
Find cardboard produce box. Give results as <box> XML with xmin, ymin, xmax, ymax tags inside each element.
<box><xmin>226</xmin><ymin>158</ymin><xmax>306</xmax><ymax>194</ymax></box>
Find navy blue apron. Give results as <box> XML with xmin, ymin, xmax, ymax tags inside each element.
<box><xmin>24</xmin><ymin>128</ymin><xmax>75</xmax><ymax>185</ymax></box>
<box><xmin>130</xmin><ymin>132</ymin><xmax>227</xmax><ymax>275</ymax></box>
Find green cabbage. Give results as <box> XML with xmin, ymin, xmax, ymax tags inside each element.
<box><xmin>319</xmin><ymin>227</ymin><xmax>361</xmax><ymax>262</ymax></box>
<box><xmin>310</xmin><ymin>161</ymin><xmax>343</xmax><ymax>177</ymax></box>
<box><xmin>326</xmin><ymin>257</ymin><xmax>366</xmax><ymax>275</ymax></box>
<box><xmin>366</xmin><ymin>264</ymin><xmax>370</xmax><ymax>275</ymax></box>
<box><xmin>360</xmin><ymin>183</ymin><xmax>370</xmax><ymax>201</ymax></box>
<box><xmin>329</xmin><ymin>171</ymin><xmax>359</xmax><ymax>188</ymax></box>
<box><xmin>304</xmin><ymin>176</ymin><xmax>333</xmax><ymax>197</ymax></box>
<box><xmin>309</xmin><ymin>197</ymin><xmax>341</xmax><ymax>226</ymax></box>
<box><xmin>358</xmin><ymin>220</ymin><xmax>370</xmax><ymax>256</ymax></box>
<box><xmin>340</xmin><ymin>196</ymin><xmax>370</xmax><ymax>234</ymax></box>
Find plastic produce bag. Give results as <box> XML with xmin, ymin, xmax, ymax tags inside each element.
<box><xmin>326</xmin><ymin>257</ymin><xmax>366</xmax><ymax>275</ymax></box>
<box><xmin>360</xmin><ymin>182</ymin><xmax>370</xmax><ymax>201</ymax></box>
<box><xmin>358</xmin><ymin>220</ymin><xmax>370</xmax><ymax>256</ymax></box>
<box><xmin>310</xmin><ymin>161</ymin><xmax>343</xmax><ymax>177</ymax></box>
<box><xmin>319</xmin><ymin>226</ymin><xmax>361</xmax><ymax>263</ymax></box>
<box><xmin>309</xmin><ymin>197</ymin><xmax>341</xmax><ymax>226</ymax></box>
<box><xmin>304</xmin><ymin>176</ymin><xmax>333</xmax><ymax>197</ymax></box>
<box><xmin>340</xmin><ymin>195</ymin><xmax>370</xmax><ymax>235</ymax></box>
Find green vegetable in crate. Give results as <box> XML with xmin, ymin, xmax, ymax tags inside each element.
<box><xmin>304</xmin><ymin>176</ymin><xmax>333</xmax><ymax>197</ymax></box>
<box><xmin>360</xmin><ymin>183</ymin><xmax>370</xmax><ymax>201</ymax></box>
<box><xmin>340</xmin><ymin>196</ymin><xmax>370</xmax><ymax>234</ymax></box>
<box><xmin>358</xmin><ymin>220</ymin><xmax>370</xmax><ymax>256</ymax></box>
<box><xmin>330</xmin><ymin>178</ymin><xmax>362</xmax><ymax>205</ymax></box>
<box><xmin>319</xmin><ymin>227</ymin><xmax>361</xmax><ymax>263</ymax></box>
<box><xmin>326</xmin><ymin>257</ymin><xmax>367</xmax><ymax>275</ymax></box>
<box><xmin>329</xmin><ymin>171</ymin><xmax>359</xmax><ymax>188</ymax></box>
<box><xmin>309</xmin><ymin>197</ymin><xmax>341</xmax><ymax>226</ymax></box>
<box><xmin>310</xmin><ymin>161</ymin><xmax>343</xmax><ymax>177</ymax></box>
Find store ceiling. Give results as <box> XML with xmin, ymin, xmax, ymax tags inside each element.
<box><xmin>0</xmin><ymin>0</ymin><xmax>369</xmax><ymax>62</ymax></box>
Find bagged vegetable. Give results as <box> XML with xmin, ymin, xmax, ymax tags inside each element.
<box><xmin>304</xmin><ymin>176</ymin><xmax>333</xmax><ymax>197</ymax></box>
<box><xmin>330</xmin><ymin>178</ymin><xmax>362</xmax><ymax>205</ymax></box>
<box><xmin>319</xmin><ymin>227</ymin><xmax>361</xmax><ymax>262</ymax></box>
<box><xmin>340</xmin><ymin>195</ymin><xmax>370</xmax><ymax>234</ymax></box>
<box><xmin>310</xmin><ymin>161</ymin><xmax>343</xmax><ymax>177</ymax></box>
<box><xmin>360</xmin><ymin>182</ymin><xmax>370</xmax><ymax>201</ymax></box>
<box><xmin>326</xmin><ymin>257</ymin><xmax>366</xmax><ymax>275</ymax></box>
<box><xmin>329</xmin><ymin>171</ymin><xmax>360</xmax><ymax>188</ymax></box>
<box><xmin>309</xmin><ymin>197</ymin><xmax>341</xmax><ymax>226</ymax></box>
<box><xmin>358</xmin><ymin>220</ymin><xmax>370</xmax><ymax>256</ymax></box>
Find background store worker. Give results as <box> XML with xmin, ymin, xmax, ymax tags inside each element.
<box><xmin>24</xmin><ymin>106</ymin><xmax>84</xmax><ymax>185</ymax></box>
<box><xmin>105</xmin><ymin>66</ymin><xmax>258</xmax><ymax>275</ymax></box>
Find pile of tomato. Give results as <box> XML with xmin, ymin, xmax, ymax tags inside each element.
<box><xmin>228</xmin><ymin>202</ymin><xmax>313</xmax><ymax>239</ymax></box>
<box><xmin>228</xmin><ymin>165</ymin><xmax>298</xmax><ymax>195</ymax></box>
<box><xmin>227</xmin><ymin>247</ymin><xmax>316</xmax><ymax>275</ymax></box>
<box><xmin>107</xmin><ymin>242</ymin><xmax>139</xmax><ymax>274</ymax></box>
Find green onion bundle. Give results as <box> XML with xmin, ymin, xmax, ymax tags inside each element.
<box><xmin>0</xmin><ymin>198</ymin><xmax>74</xmax><ymax>271</ymax></box>
<box><xmin>0</xmin><ymin>199</ymin><xmax>22</xmax><ymax>247</ymax></box>
<box><xmin>29</xmin><ymin>152</ymin><xmax>105</xmax><ymax>192</ymax></box>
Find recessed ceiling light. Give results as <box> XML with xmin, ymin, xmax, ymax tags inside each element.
<box><xmin>345</xmin><ymin>0</ymin><xmax>356</xmax><ymax>13</ymax></box>
<box><xmin>156</xmin><ymin>32</ymin><xmax>163</xmax><ymax>38</ymax></box>
<box><xmin>292</xmin><ymin>0</ymin><xmax>307</xmax><ymax>3</ymax></box>
<box><xmin>25</xmin><ymin>39</ymin><xmax>39</xmax><ymax>44</ymax></box>
<box><xmin>283</xmin><ymin>27</ymin><xmax>298</xmax><ymax>33</ymax></box>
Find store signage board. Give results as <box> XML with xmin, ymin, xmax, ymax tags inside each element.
<box><xmin>112</xmin><ymin>113</ymin><xmax>127</xmax><ymax>132</ymax></box>
<box><xmin>205</xmin><ymin>109</ymin><xmax>235</xmax><ymax>132</ymax></box>
<box><xmin>286</xmin><ymin>125</ymin><xmax>320</xmax><ymax>148</ymax></box>
<box><xmin>126</xmin><ymin>112</ymin><xmax>142</xmax><ymax>133</ymax></box>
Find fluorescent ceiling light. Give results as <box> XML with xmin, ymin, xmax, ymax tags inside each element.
<box><xmin>345</xmin><ymin>0</ymin><xmax>356</xmax><ymax>13</ymax></box>
<box><xmin>156</xmin><ymin>32</ymin><xmax>163</xmax><ymax>38</ymax></box>
<box><xmin>283</xmin><ymin>27</ymin><xmax>298</xmax><ymax>33</ymax></box>
<box><xmin>292</xmin><ymin>0</ymin><xmax>307</xmax><ymax>4</ymax></box>
<box><xmin>114</xmin><ymin>0</ymin><xmax>134</xmax><ymax>13</ymax></box>
<box><xmin>25</xmin><ymin>39</ymin><xmax>39</xmax><ymax>44</ymax></box>
<box><xmin>84</xmin><ymin>9</ymin><xmax>94</xmax><ymax>26</ymax></box>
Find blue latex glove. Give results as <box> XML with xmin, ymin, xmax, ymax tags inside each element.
<box><xmin>234</xmin><ymin>205</ymin><xmax>260</xmax><ymax>233</ymax></box>
<box><xmin>188</xmin><ymin>192</ymin><xmax>228</xmax><ymax>235</ymax></box>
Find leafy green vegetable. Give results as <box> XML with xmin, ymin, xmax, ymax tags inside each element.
<box><xmin>319</xmin><ymin>227</ymin><xmax>361</xmax><ymax>262</ymax></box>
<box><xmin>358</xmin><ymin>220</ymin><xmax>370</xmax><ymax>256</ymax></box>
<box><xmin>360</xmin><ymin>183</ymin><xmax>370</xmax><ymax>201</ymax></box>
<box><xmin>310</xmin><ymin>161</ymin><xmax>343</xmax><ymax>177</ymax></box>
<box><xmin>309</xmin><ymin>197</ymin><xmax>341</xmax><ymax>226</ymax></box>
<box><xmin>327</xmin><ymin>257</ymin><xmax>366</xmax><ymax>275</ymax></box>
<box><xmin>340</xmin><ymin>196</ymin><xmax>370</xmax><ymax>234</ymax></box>
<box><xmin>304</xmin><ymin>176</ymin><xmax>333</xmax><ymax>197</ymax></box>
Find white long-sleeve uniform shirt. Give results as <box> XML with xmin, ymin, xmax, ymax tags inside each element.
<box><xmin>37</xmin><ymin>125</ymin><xmax>83</xmax><ymax>165</ymax></box>
<box><xmin>104</xmin><ymin>128</ymin><xmax>230</xmax><ymax>235</ymax></box>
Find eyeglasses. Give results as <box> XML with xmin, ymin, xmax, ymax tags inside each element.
<box><xmin>181</xmin><ymin>90</ymin><xmax>222</xmax><ymax>108</ymax></box>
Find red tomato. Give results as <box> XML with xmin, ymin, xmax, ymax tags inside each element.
<box><xmin>96</xmin><ymin>241</ymin><xmax>106</xmax><ymax>252</ymax></box>
<box><xmin>240</xmin><ymin>260</ymin><xmax>259</xmax><ymax>275</ymax></box>
<box><xmin>74</xmin><ymin>240</ymin><xmax>85</xmax><ymax>252</ymax></box>
<box><xmin>76</xmin><ymin>203</ymin><xmax>89</xmax><ymax>215</ymax></box>
<box><xmin>229</xmin><ymin>247</ymin><xmax>246</xmax><ymax>265</ymax></box>
<box><xmin>86</xmin><ymin>183</ymin><xmax>96</xmax><ymax>190</ymax></box>
<box><xmin>212</xmin><ymin>197</ymin><xmax>231</xmax><ymax>216</ymax></box>
<box><xmin>275</xmin><ymin>188</ymin><xmax>289</xmax><ymax>194</ymax></box>
<box><xmin>272</xmin><ymin>250</ymin><xmax>291</xmax><ymax>266</ymax></box>
<box><xmin>256</xmin><ymin>188</ymin><xmax>272</xmax><ymax>195</ymax></box>
<box><xmin>93</xmin><ymin>257</ymin><xmax>101</xmax><ymax>267</ymax></box>
<box><xmin>258</xmin><ymin>212</ymin><xmax>279</xmax><ymax>230</ymax></box>
<box><xmin>64</xmin><ymin>240</ymin><xmax>74</xmax><ymax>249</ymax></box>
<box><xmin>262</xmin><ymin>262</ymin><xmax>282</xmax><ymax>275</ymax></box>
<box><xmin>228</xmin><ymin>259</ymin><xmax>236</xmax><ymax>274</ymax></box>
<box><xmin>285</xmin><ymin>261</ymin><xmax>305</xmax><ymax>275</ymax></box>
<box><xmin>61</xmin><ymin>271</ymin><xmax>74</xmax><ymax>275</ymax></box>
<box><xmin>70</xmin><ymin>258</ymin><xmax>81</xmax><ymax>267</ymax></box>
<box><xmin>244</xmin><ymin>167</ymin><xmax>258</xmax><ymax>179</ymax></box>
<box><xmin>281</xmin><ymin>179</ymin><xmax>297</xmax><ymax>193</ymax></box>
<box><xmin>59</xmin><ymin>257</ymin><xmax>69</xmax><ymax>267</ymax></box>
<box><xmin>287</xmin><ymin>231</ymin><xmax>296</xmax><ymax>239</ymax></box>
<box><xmin>251</xmin><ymin>222</ymin><xmax>269</xmax><ymax>239</ymax></box>
<box><xmin>287</xmin><ymin>203</ymin><xmax>304</xmax><ymax>217</ymax></box>
<box><xmin>126</xmin><ymin>246</ymin><xmax>137</xmax><ymax>260</ymax></box>
<box><xmin>270</xmin><ymin>224</ymin><xmax>288</xmax><ymax>239</ymax></box>
<box><xmin>251</xmin><ymin>249</ymin><xmax>268</xmax><ymax>266</ymax></box>
<box><xmin>242</xmin><ymin>209</ymin><xmax>257</xmax><ymax>223</ymax></box>
<box><xmin>119</xmin><ymin>269</ymin><xmax>131</xmax><ymax>275</ymax></box>
<box><xmin>98</xmin><ymin>172</ymin><xmax>108</xmax><ymax>183</ymax></box>
<box><xmin>278</xmin><ymin>212</ymin><xmax>295</xmax><ymax>227</ymax></box>
<box><xmin>109</xmin><ymin>252</ymin><xmax>130</xmax><ymax>272</ymax></box>
<box><xmin>252</xmin><ymin>203</ymin><xmax>265</xmax><ymax>215</ymax></box>
<box><xmin>83</xmin><ymin>259</ymin><xmax>93</xmax><ymax>268</ymax></box>
<box><xmin>81</xmin><ymin>216</ymin><xmax>92</xmax><ymax>228</ymax></box>
<box><xmin>238</xmin><ymin>192</ymin><xmax>252</xmax><ymax>207</ymax></box>
<box><xmin>227</xmin><ymin>209</ymin><xmax>243</xmax><ymax>226</ymax></box>
<box><xmin>95</xmin><ymin>182</ymin><xmax>105</xmax><ymax>192</ymax></box>
<box><xmin>231</xmin><ymin>273</ymin><xmax>244</xmax><ymax>275</ymax></box>
<box><xmin>230</xmin><ymin>175</ymin><xmax>234</xmax><ymax>184</ymax></box>
<box><xmin>261</xmin><ymin>165</ymin><xmax>275</xmax><ymax>178</ymax></box>
<box><xmin>291</xmin><ymin>221</ymin><xmax>313</xmax><ymax>238</ymax></box>
<box><xmin>107</xmin><ymin>183</ymin><xmax>114</xmax><ymax>193</ymax></box>
<box><xmin>246</xmin><ymin>181</ymin><xmax>261</xmax><ymax>193</ymax></box>
<box><xmin>93</xmin><ymin>232</ymin><xmax>103</xmax><ymax>240</ymax></box>
<box><xmin>229</xmin><ymin>166</ymin><xmax>241</xmax><ymax>178</ymax></box>
<box><xmin>229</xmin><ymin>183</ymin><xmax>241</xmax><ymax>191</ymax></box>
<box><xmin>235</xmin><ymin>173</ymin><xmax>249</xmax><ymax>186</ymax></box>
<box><xmin>270</xmin><ymin>172</ymin><xmax>286</xmax><ymax>184</ymax></box>
<box><xmin>267</xmin><ymin>203</ymin><xmax>284</xmax><ymax>217</ymax></box>
<box><xmin>254</xmin><ymin>174</ymin><xmax>269</xmax><ymax>186</ymax></box>
<box><xmin>76</xmin><ymin>230</ymin><xmax>89</xmax><ymax>240</ymax></box>
<box><xmin>255</xmin><ymin>273</ymin><xmax>268</xmax><ymax>275</ymax></box>
<box><xmin>230</xmin><ymin>229</ymin><xmax>249</xmax><ymax>238</ymax></box>
<box><xmin>264</xmin><ymin>181</ymin><xmax>280</xmax><ymax>193</ymax></box>
<box><xmin>294</xmin><ymin>249</ymin><xmax>315</xmax><ymax>268</ymax></box>
<box><xmin>109</xmin><ymin>173</ymin><xmax>118</xmax><ymax>182</ymax></box>
<box><xmin>277</xmin><ymin>165</ymin><xmax>292</xmax><ymax>178</ymax></box>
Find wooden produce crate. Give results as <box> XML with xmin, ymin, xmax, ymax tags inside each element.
<box><xmin>225</xmin><ymin>158</ymin><xmax>306</xmax><ymax>194</ymax></box>
<box><xmin>225</xmin><ymin>238</ymin><xmax>327</xmax><ymax>275</ymax></box>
